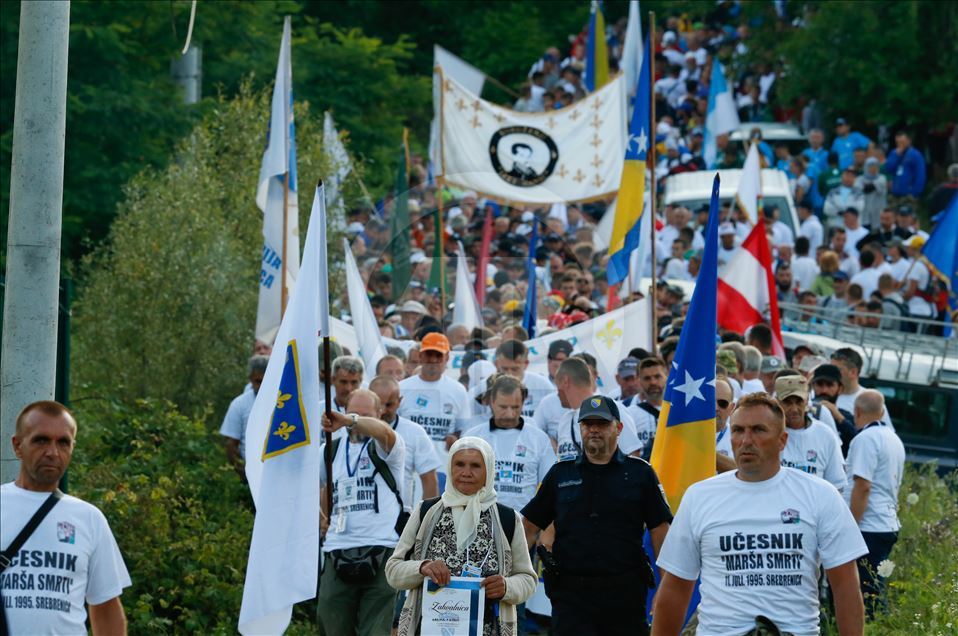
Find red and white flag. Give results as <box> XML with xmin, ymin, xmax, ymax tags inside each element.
<box><xmin>717</xmin><ymin>222</ymin><xmax>785</xmax><ymax>357</ymax></box>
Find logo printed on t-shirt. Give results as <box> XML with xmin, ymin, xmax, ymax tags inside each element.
<box><xmin>57</xmin><ymin>521</ymin><xmax>76</xmax><ymax>544</ymax></box>
<box><xmin>806</xmin><ymin>450</ymin><xmax>818</xmax><ymax>463</ymax></box>
<box><xmin>443</xmin><ymin>403</ymin><xmax>454</xmax><ymax>415</ymax></box>
<box><xmin>515</xmin><ymin>444</ymin><xmax>527</xmax><ymax>457</ymax></box>
<box><xmin>780</xmin><ymin>508</ymin><xmax>801</xmax><ymax>524</ymax></box>
<box><xmin>416</xmin><ymin>395</ymin><xmax>429</xmax><ymax>408</ymax></box>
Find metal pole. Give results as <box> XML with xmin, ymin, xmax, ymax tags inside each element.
<box><xmin>1</xmin><ymin>0</ymin><xmax>71</xmax><ymax>484</ymax></box>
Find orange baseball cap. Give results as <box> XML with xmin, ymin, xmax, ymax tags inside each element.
<box><xmin>420</xmin><ymin>332</ymin><xmax>451</xmax><ymax>354</ymax></box>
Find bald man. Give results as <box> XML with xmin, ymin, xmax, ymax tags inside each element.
<box><xmin>847</xmin><ymin>389</ymin><xmax>905</xmax><ymax>617</ymax></box>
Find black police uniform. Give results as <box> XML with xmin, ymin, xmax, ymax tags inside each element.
<box><xmin>521</xmin><ymin>397</ymin><xmax>673</xmax><ymax>636</ymax></box>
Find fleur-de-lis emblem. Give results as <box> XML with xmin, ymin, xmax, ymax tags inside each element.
<box><xmin>276</xmin><ymin>391</ymin><xmax>292</xmax><ymax>409</ymax></box>
<box><xmin>597</xmin><ymin>320</ymin><xmax>622</xmax><ymax>349</ymax></box>
<box><xmin>273</xmin><ymin>421</ymin><xmax>296</xmax><ymax>441</ymax></box>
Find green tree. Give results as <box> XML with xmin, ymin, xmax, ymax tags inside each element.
<box><xmin>71</xmin><ymin>85</ymin><xmax>343</xmax><ymax>416</ymax></box>
<box><xmin>750</xmin><ymin>1</ymin><xmax>958</xmax><ymax>133</ymax></box>
<box><xmin>1</xmin><ymin>1</ymin><xmax>429</xmax><ymax>262</ymax></box>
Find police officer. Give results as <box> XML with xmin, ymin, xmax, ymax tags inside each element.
<box><xmin>520</xmin><ymin>396</ymin><xmax>672</xmax><ymax>636</ymax></box>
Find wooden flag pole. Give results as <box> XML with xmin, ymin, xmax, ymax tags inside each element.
<box><xmin>322</xmin><ymin>335</ymin><xmax>333</xmax><ymax>535</ymax></box>
<box><xmin>437</xmin><ymin>177</ymin><xmax>448</xmax><ymax>328</ymax></box>
<box><xmin>648</xmin><ymin>11</ymin><xmax>659</xmax><ymax>358</ymax></box>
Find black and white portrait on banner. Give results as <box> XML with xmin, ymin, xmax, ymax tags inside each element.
<box><xmin>489</xmin><ymin>126</ymin><xmax>559</xmax><ymax>187</ymax></box>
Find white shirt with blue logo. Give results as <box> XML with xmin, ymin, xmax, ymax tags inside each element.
<box><xmin>463</xmin><ymin>422</ymin><xmax>556</xmax><ymax>511</ymax></box>
<box><xmin>0</xmin><ymin>483</ymin><xmax>131</xmax><ymax>635</ymax></box>
<box><xmin>398</xmin><ymin>375</ymin><xmax>469</xmax><ymax>468</ymax></box>
<box><xmin>780</xmin><ymin>419</ymin><xmax>846</xmax><ymax>494</ymax></box>
<box><xmin>554</xmin><ymin>406</ymin><xmax>643</xmax><ymax>462</ymax></box>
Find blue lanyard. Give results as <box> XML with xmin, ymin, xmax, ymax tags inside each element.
<box><xmin>716</xmin><ymin>426</ymin><xmax>728</xmax><ymax>444</ymax></box>
<box><xmin>345</xmin><ymin>438</ymin><xmax>371</xmax><ymax>478</ymax></box>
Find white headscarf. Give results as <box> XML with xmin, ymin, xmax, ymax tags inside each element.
<box><xmin>441</xmin><ymin>436</ymin><xmax>498</xmax><ymax>553</ymax></box>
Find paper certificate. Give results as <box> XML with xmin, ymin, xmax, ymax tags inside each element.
<box><xmin>420</xmin><ymin>576</ymin><xmax>486</xmax><ymax>636</ymax></box>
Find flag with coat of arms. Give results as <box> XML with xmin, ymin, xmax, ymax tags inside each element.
<box><xmin>240</xmin><ymin>184</ymin><xmax>331</xmax><ymax>635</ymax></box>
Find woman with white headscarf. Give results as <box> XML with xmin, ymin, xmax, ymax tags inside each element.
<box><xmin>386</xmin><ymin>436</ymin><xmax>537</xmax><ymax>635</ymax></box>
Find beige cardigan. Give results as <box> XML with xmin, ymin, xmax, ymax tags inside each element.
<box><xmin>385</xmin><ymin>500</ymin><xmax>537</xmax><ymax>636</ymax></box>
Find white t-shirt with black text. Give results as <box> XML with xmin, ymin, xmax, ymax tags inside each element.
<box><xmin>320</xmin><ymin>435</ymin><xmax>406</xmax><ymax>552</ymax></box>
<box><xmin>845</xmin><ymin>423</ymin><xmax>905</xmax><ymax>533</ymax></box>
<box><xmin>398</xmin><ymin>375</ymin><xmax>470</xmax><ymax>466</ymax></box>
<box><xmin>780</xmin><ymin>420</ymin><xmax>846</xmax><ymax>493</ymax></box>
<box><xmin>531</xmin><ymin>391</ymin><xmax>569</xmax><ymax>441</ymax></box>
<box><xmin>0</xmin><ymin>483</ymin><xmax>132</xmax><ymax>635</ymax></box>
<box><xmin>463</xmin><ymin>422</ymin><xmax>556</xmax><ymax>510</ymax></box>
<box><xmin>657</xmin><ymin>468</ymin><xmax>867</xmax><ymax>636</ymax></box>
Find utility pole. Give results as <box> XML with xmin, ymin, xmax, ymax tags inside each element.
<box><xmin>1</xmin><ymin>1</ymin><xmax>71</xmax><ymax>483</ymax></box>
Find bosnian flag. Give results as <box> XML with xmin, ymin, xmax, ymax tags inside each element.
<box><xmin>717</xmin><ymin>222</ymin><xmax>786</xmax><ymax>357</ymax></box>
<box><xmin>702</xmin><ymin>60</ymin><xmax>740</xmax><ymax>170</ymax></box>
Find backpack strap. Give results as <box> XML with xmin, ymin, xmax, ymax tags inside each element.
<box><xmin>368</xmin><ymin>443</ymin><xmax>403</xmax><ymax>506</ymax></box>
<box><xmin>323</xmin><ymin>437</ymin><xmax>341</xmax><ymax>466</ymax></box>
<box><xmin>496</xmin><ymin>503</ymin><xmax>516</xmax><ymax>544</ymax></box>
<box><xmin>0</xmin><ymin>490</ymin><xmax>63</xmax><ymax>573</ymax></box>
<box><xmin>637</xmin><ymin>402</ymin><xmax>660</xmax><ymax>419</ymax></box>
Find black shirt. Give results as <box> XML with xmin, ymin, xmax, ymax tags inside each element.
<box><xmin>521</xmin><ymin>450</ymin><xmax>672</xmax><ymax>577</ymax></box>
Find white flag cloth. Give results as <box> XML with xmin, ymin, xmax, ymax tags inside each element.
<box><xmin>452</xmin><ymin>242</ymin><xmax>483</xmax><ymax>330</ymax></box>
<box><xmin>736</xmin><ymin>143</ymin><xmax>762</xmax><ymax>225</ymax></box>
<box><xmin>437</xmin><ymin>72</ymin><xmax>627</xmax><ymax>203</ymax></box>
<box><xmin>240</xmin><ymin>185</ymin><xmax>329</xmax><ymax>635</ymax></box>
<box><xmin>621</xmin><ymin>1</ymin><xmax>643</xmax><ymax>100</ymax></box>
<box><xmin>430</xmin><ymin>46</ymin><xmax>487</xmax><ymax>174</ymax></box>
<box><xmin>323</xmin><ymin>111</ymin><xmax>352</xmax><ymax>233</ymax></box>
<box><xmin>703</xmin><ymin>60</ymin><xmax>741</xmax><ymax>169</ymax></box>
<box><xmin>343</xmin><ymin>238</ymin><xmax>387</xmax><ymax>377</ymax></box>
<box><xmin>255</xmin><ymin>16</ymin><xmax>300</xmax><ymax>346</ymax></box>
<box><xmin>618</xmin><ymin>197</ymin><xmax>654</xmax><ymax>298</ymax></box>
<box><xmin>330</xmin><ymin>297</ymin><xmax>651</xmax><ymax>392</ymax></box>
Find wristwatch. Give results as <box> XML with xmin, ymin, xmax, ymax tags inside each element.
<box><xmin>348</xmin><ymin>413</ymin><xmax>358</xmax><ymax>430</ymax></box>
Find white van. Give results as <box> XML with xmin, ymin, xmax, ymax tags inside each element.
<box><xmin>663</xmin><ymin>168</ymin><xmax>798</xmax><ymax>235</ymax></box>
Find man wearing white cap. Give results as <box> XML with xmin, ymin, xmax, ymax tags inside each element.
<box><xmin>399</xmin><ymin>300</ymin><xmax>427</xmax><ymax>336</ymax></box>
<box><xmin>718</xmin><ymin>222</ymin><xmax>739</xmax><ymax>268</ymax></box>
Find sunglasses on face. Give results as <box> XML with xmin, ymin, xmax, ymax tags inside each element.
<box><xmin>717</xmin><ymin>399</ymin><xmax>731</xmax><ymax>409</ymax></box>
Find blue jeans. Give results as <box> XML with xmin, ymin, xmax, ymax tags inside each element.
<box><xmin>858</xmin><ymin>531</ymin><xmax>898</xmax><ymax>617</ymax></box>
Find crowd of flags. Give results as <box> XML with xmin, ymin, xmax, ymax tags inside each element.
<box><xmin>238</xmin><ymin>9</ymin><xmax>958</xmax><ymax>633</ymax></box>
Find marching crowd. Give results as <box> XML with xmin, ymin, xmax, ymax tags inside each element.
<box><xmin>1</xmin><ymin>5</ymin><xmax>950</xmax><ymax>636</ymax></box>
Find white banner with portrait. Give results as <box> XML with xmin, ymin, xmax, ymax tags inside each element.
<box><xmin>436</xmin><ymin>72</ymin><xmax>627</xmax><ymax>204</ymax></box>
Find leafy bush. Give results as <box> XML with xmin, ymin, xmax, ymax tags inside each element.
<box><xmin>70</xmin><ymin>398</ymin><xmax>255</xmax><ymax>634</ymax></box>
<box><xmin>867</xmin><ymin>464</ymin><xmax>958</xmax><ymax>635</ymax></box>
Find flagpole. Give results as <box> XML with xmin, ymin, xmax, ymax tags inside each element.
<box><xmin>648</xmin><ymin>11</ymin><xmax>659</xmax><ymax>358</ymax></box>
<box><xmin>437</xmin><ymin>177</ymin><xmax>448</xmax><ymax>328</ymax></box>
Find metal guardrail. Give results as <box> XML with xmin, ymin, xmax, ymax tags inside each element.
<box><xmin>778</xmin><ymin>301</ymin><xmax>958</xmax><ymax>384</ymax></box>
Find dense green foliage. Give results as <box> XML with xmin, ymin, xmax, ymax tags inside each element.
<box><xmin>0</xmin><ymin>0</ymin><xmax>428</xmax><ymax>261</ymax></box>
<box><xmin>67</xmin><ymin>397</ymin><xmax>958</xmax><ymax>633</ymax></box>
<box><xmin>71</xmin><ymin>85</ymin><xmax>344</xmax><ymax>416</ymax></box>
<box><xmin>70</xmin><ymin>398</ymin><xmax>254</xmax><ymax>633</ymax></box>
<box><xmin>751</xmin><ymin>1</ymin><xmax>958</xmax><ymax>132</ymax></box>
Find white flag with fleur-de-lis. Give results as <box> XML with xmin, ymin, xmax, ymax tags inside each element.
<box><xmin>436</xmin><ymin>71</ymin><xmax>627</xmax><ymax>204</ymax></box>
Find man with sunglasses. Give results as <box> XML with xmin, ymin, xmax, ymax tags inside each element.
<box><xmin>714</xmin><ymin>378</ymin><xmax>736</xmax><ymax>473</ymax></box>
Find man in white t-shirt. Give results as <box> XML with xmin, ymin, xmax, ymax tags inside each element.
<box><xmin>2</xmin><ymin>401</ymin><xmax>131</xmax><ymax>635</ymax></box>
<box><xmin>632</xmin><ymin>357</ymin><xmax>668</xmax><ymax>460</ymax></box>
<box><xmin>901</xmin><ymin>235</ymin><xmax>936</xmax><ymax>326</ymax></box>
<box><xmin>463</xmin><ymin>376</ymin><xmax>556</xmax><ymax>511</ymax></box>
<box><xmin>653</xmin><ymin>393</ymin><xmax>866</xmax><ymax>636</ymax></box>
<box><xmin>322</xmin><ymin>355</ymin><xmax>364</xmax><ymax>415</ymax></box>
<box><xmin>369</xmin><ymin>376</ymin><xmax>440</xmax><ymax>510</ymax></box>
<box><xmin>318</xmin><ymin>390</ymin><xmax>406</xmax><ymax>636</ymax></box>
<box><xmin>398</xmin><ymin>333</ymin><xmax>470</xmax><ymax>477</ymax></box>
<box><xmin>220</xmin><ymin>355</ymin><xmax>268</xmax><ymax>481</ymax></box>
<box><xmin>740</xmin><ymin>346</ymin><xmax>766</xmax><ymax>395</ymax></box>
<box><xmin>797</xmin><ymin>202</ymin><xmax>824</xmax><ymax>254</ymax></box>
<box><xmin>830</xmin><ymin>348</ymin><xmax>892</xmax><ymax>427</ymax></box>
<box><xmin>553</xmin><ymin>358</ymin><xmax>643</xmax><ymax>461</ymax></box>
<box><xmin>776</xmin><ymin>375</ymin><xmax>846</xmax><ymax>493</ymax></box>
<box><xmin>468</xmin><ymin>340</ymin><xmax>554</xmax><ymax>422</ymax></box>
<box><xmin>847</xmin><ymin>390</ymin><xmax>905</xmax><ymax>617</ymax></box>
<box><xmin>849</xmin><ymin>248</ymin><xmax>885</xmax><ymax>300</ymax></box>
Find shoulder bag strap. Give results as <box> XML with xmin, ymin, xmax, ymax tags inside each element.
<box><xmin>0</xmin><ymin>489</ymin><xmax>64</xmax><ymax>573</ymax></box>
